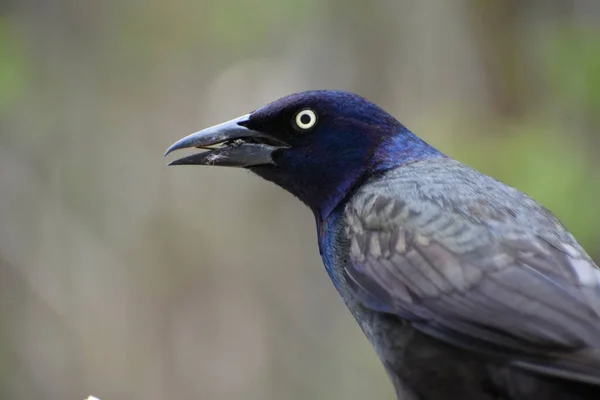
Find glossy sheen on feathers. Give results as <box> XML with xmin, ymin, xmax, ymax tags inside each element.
<box><xmin>319</xmin><ymin>158</ymin><xmax>600</xmax><ymax>399</ymax></box>
<box><xmin>176</xmin><ymin>90</ymin><xmax>600</xmax><ymax>400</ymax></box>
<box><xmin>246</xmin><ymin>91</ymin><xmax>600</xmax><ymax>399</ymax></box>
<box><xmin>248</xmin><ymin>91</ymin><xmax>444</xmax><ymax>219</ymax></box>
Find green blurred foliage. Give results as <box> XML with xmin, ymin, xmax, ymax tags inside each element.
<box><xmin>544</xmin><ymin>25</ymin><xmax>600</xmax><ymax>115</ymax></box>
<box><xmin>0</xmin><ymin>19</ymin><xmax>28</xmax><ymax>111</ymax></box>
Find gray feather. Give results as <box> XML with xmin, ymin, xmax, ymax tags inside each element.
<box><xmin>343</xmin><ymin>158</ymin><xmax>600</xmax><ymax>385</ymax></box>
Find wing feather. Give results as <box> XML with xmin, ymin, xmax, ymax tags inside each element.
<box><xmin>343</xmin><ymin>163</ymin><xmax>600</xmax><ymax>384</ymax></box>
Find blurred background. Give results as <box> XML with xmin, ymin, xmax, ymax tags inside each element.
<box><xmin>1</xmin><ymin>0</ymin><xmax>600</xmax><ymax>399</ymax></box>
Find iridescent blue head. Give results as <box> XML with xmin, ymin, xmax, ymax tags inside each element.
<box><xmin>165</xmin><ymin>90</ymin><xmax>444</xmax><ymax>220</ymax></box>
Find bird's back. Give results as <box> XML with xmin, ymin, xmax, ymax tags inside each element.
<box><xmin>328</xmin><ymin>158</ymin><xmax>600</xmax><ymax>399</ymax></box>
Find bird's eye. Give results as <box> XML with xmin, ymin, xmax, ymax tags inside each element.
<box><xmin>294</xmin><ymin>109</ymin><xmax>318</xmax><ymax>130</ymax></box>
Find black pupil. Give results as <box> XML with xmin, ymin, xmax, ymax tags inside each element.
<box><xmin>300</xmin><ymin>113</ymin><xmax>312</xmax><ymax>125</ymax></box>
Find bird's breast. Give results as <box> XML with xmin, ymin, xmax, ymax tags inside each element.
<box><xmin>317</xmin><ymin>210</ymin><xmax>348</xmax><ymax>293</ymax></box>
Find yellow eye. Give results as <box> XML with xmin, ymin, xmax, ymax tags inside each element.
<box><xmin>295</xmin><ymin>109</ymin><xmax>317</xmax><ymax>130</ymax></box>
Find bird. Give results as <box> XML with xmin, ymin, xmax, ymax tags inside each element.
<box><xmin>165</xmin><ymin>90</ymin><xmax>600</xmax><ymax>399</ymax></box>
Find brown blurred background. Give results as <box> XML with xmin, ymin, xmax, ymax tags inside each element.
<box><xmin>1</xmin><ymin>1</ymin><xmax>600</xmax><ymax>399</ymax></box>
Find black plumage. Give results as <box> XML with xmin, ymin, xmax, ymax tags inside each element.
<box><xmin>339</xmin><ymin>158</ymin><xmax>600</xmax><ymax>399</ymax></box>
<box><xmin>165</xmin><ymin>91</ymin><xmax>600</xmax><ymax>399</ymax></box>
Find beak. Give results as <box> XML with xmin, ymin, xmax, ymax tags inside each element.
<box><xmin>164</xmin><ymin>114</ymin><xmax>286</xmax><ymax>167</ymax></box>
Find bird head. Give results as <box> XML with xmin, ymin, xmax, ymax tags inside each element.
<box><xmin>165</xmin><ymin>90</ymin><xmax>443</xmax><ymax>219</ymax></box>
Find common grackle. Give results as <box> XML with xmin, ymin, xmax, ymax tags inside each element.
<box><xmin>165</xmin><ymin>91</ymin><xmax>600</xmax><ymax>399</ymax></box>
